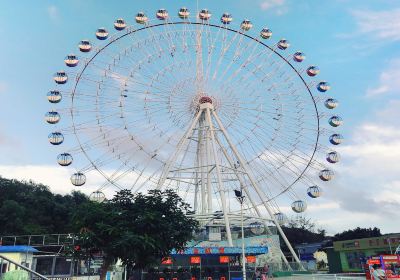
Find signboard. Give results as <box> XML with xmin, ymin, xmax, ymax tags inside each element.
<box><xmin>219</xmin><ymin>256</ymin><xmax>229</xmax><ymax>264</ymax></box>
<box><xmin>161</xmin><ymin>257</ymin><xmax>173</xmax><ymax>265</ymax></box>
<box><xmin>171</xmin><ymin>246</ymin><xmax>268</xmax><ymax>255</ymax></box>
<box><xmin>190</xmin><ymin>256</ymin><xmax>201</xmax><ymax>264</ymax></box>
<box><xmin>246</xmin><ymin>256</ymin><xmax>256</xmax><ymax>263</ymax></box>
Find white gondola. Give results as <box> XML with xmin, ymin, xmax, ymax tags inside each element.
<box><xmin>89</xmin><ymin>191</ymin><xmax>106</xmax><ymax>203</ymax></box>
<box><xmin>70</xmin><ymin>172</ymin><xmax>86</xmax><ymax>186</ymax></box>
<box><xmin>293</xmin><ymin>52</ymin><xmax>306</xmax><ymax>62</ymax></box>
<box><xmin>199</xmin><ymin>9</ymin><xmax>211</xmax><ymax>21</ymax></box>
<box><xmin>274</xmin><ymin>212</ymin><xmax>287</xmax><ymax>225</ymax></box>
<box><xmin>329</xmin><ymin>116</ymin><xmax>343</xmax><ymax>127</ymax></box>
<box><xmin>277</xmin><ymin>39</ymin><xmax>290</xmax><ymax>50</ymax></box>
<box><xmin>319</xmin><ymin>169</ymin><xmax>334</xmax><ymax>181</ymax></box>
<box><xmin>327</xmin><ymin>151</ymin><xmax>340</xmax><ymax>163</ymax></box>
<box><xmin>329</xmin><ymin>134</ymin><xmax>344</xmax><ymax>145</ymax></box>
<box><xmin>114</xmin><ymin>18</ymin><xmax>127</xmax><ymax>31</ymax></box>
<box><xmin>240</xmin><ymin>20</ymin><xmax>253</xmax><ymax>31</ymax></box>
<box><xmin>156</xmin><ymin>9</ymin><xmax>169</xmax><ymax>20</ymax></box>
<box><xmin>78</xmin><ymin>40</ymin><xmax>91</xmax><ymax>52</ymax></box>
<box><xmin>54</xmin><ymin>71</ymin><xmax>68</xmax><ymax>84</ymax></box>
<box><xmin>307</xmin><ymin>66</ymin><xmax>320</xmax><ymax>76</ymax></box>
<box><xmin>45</xmin><ymin>111</ymin><xmax>61</xmax><ymax>124</ymax></box>
<box><xmin>325</xmin><ymin>98</ymin><xmax>338</xmax><ymax>109</ymax></box>
<box><xmin>135</xmin><ymin>12</ymin><xmax>148</xmax><ymax>24</ymax></box>
<box><xmin>220</xmin><ymin>13</ymin><xmax>233</xmax><ymax>24</ymax></box>
<box><xmin>178</xmin><ymin>7</ymin><xmax>190</xmax><ymax>19</ymax></box>
<box><xmin>317</xmin><ymin>81</ymin><xmax>331</xmax><ymax>92</ymax></box>
<box><xmin>307</xmin><ymin>186</ymin><xmax>322</xmax><ymax>198</ymax></box>
<box><xmin>64</xmin><ymin>54</ymin><xmax>79</xmax><ymax>67</ymax></box>
<box><xmin>57</xmin><ymin>153</ymin><xmax>73</xmax><ymax>166</ymax></box>
<box><xmin>48</xmin><ymin>132</ymin><xmax>64</xmax><ymax>145</ymax></box>
<box><xmin>96</xmin><ymin>28</ymin><xmax>109</xmax><ymax>40</ymax></box>
<box><xmin>260</xmin><ymin>28</ymin><xmax>272</xmax><ymax>39</ymax></box>
<box><xmin>291</xmin><ymin>200</ymin><xmax>307</xmax><ymax>213</ymax></box>
<box><xmin>47</xmin><ymin>90</ymin><xmax>62</xmax><ymax>103</ymax></box>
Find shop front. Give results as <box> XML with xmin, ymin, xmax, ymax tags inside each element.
<box><xmin>139</xmin><ymin>246</ymin><xmax>268</xmax><ymax>280</ymax></box>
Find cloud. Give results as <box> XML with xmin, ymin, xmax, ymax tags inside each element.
<box><xmin>0</xmin><ymin>165</ymin><xmax>119</xmax><ymax>198</ymax></box>
<box><xmin>366</xmin><ymin>59</ymin><xmax>400</xmax><ymax>97</ymax></box>
<box><xmin>47</xmin><ymin>5</ymin><xmax>59</xmax><ymax>21</ymax></box>
<box><xmin>259</xmin><ymin>0</ymin><xmax>288</xmax><ymax>15</ymax></box>
<box><xmin>351</xmin><ymin>9</ymin><xmax>400</xmax><ymax>42</ymax></box>
<box><xmin>321</xmin><ymin>100</ymin><xmax>400</xmax><ymax>233</ymax></box>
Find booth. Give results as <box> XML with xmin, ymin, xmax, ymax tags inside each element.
<box><xmin>365</xmin><ymin>255</ymin><xmax>400</xmax><ymax>279</ymax></box>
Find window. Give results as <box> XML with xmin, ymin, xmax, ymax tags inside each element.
<box><xmin>345</xmin><ymin>252</ymin><xmax>365</xmax><ymax>270</ymax></box>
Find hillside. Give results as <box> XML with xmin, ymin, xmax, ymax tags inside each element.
<box><xmin>0</xmin><ymin>177</ymin><xmax>89</xmax><ymax>235</ymax></box>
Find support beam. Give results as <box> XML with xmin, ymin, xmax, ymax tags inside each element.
<box><xmin>205</xmin><ymin>107</ymin><xmax>233</xmax><ymax>246</ymax></box>
<box><xmin>212</xmin><ymin>110</ymin><xmax>304</xmax><ymax>269</ymax></box>
<box><xmin>205</xmin><ymin>114</ymin><xmax>213</xmax><ymax>213</ymax></box>
<box><xmin>157</xmin><ymin>110</ymin><xmax>202</xmax><ymax>189</ymax></box>
<box><xmin>214</xmin><ymin>135</ymin><xmax>292</xmax><ymax>269</ymax></box>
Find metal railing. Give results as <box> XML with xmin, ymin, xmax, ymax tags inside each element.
<box><xmin>287</xmin><ymin>273</ymin><xmax>365</xmax><ymax>280</ymax></box>
<box><xmin>0</xmin><ymin>254</ymin><xmax>49</xmax><ymax>280</ymax></box>
<box><xmin>0</xmin><ymin>234</ymin><xmax>75</xmax><ymax>247</ymax></box>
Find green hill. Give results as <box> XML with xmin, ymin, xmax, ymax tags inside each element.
<box><xmin>0</xmin><ymin>177</ymin><xmax>89</xmax><ymax>235</ymax></box>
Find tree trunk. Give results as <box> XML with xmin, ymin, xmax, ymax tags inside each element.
<box><xmin>100</xmin><ymin>258</ymin><xmax>112</xmax><ymax>280</ymax></box>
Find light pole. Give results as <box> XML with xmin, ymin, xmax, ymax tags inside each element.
<box><xmin>234</xmin><ymin>189</ymin><xmax>246</xmax><ymax>280</ymax></box>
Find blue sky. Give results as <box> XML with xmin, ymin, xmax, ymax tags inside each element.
<box><xmin>0</xmin><ymin>0</ymin><xmax>400</xmax><ymax>234</ymax></box>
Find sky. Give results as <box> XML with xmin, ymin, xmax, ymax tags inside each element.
<box><xmin>0</xmin><ymin>0</ymin><xmax>400</xmax><ymax>235</ymax></box>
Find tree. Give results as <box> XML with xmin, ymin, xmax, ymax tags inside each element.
<box><xmin>281</xmin><ymin>216</ymin><xmax>326</xmax><ymax>253</ymax></box>
<box><xmin>333</xmin><ymin>227</ymin><xmax>382</xmax><ymax>241</ymax></box>
<box><xmin>0</xmin><ymin>177</ymin><xmax>89</xmax><ymax>235</ymax></box>
<box><xmin>71</xmin><ymin>189</ymin><xmax>199</xmax><ymax>280</ymax></box>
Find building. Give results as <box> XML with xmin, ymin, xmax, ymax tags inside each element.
<box><xmin>0</xmin><ymin>246</ymin><xmax>38</xmax><ymax>274</ymax></box>
<box><xmin>327</xmin><ymin>234</ymin><xmax>400</xmax><ymax>273</ymax></box>
<box><xmin>295</xmin><ymin>242</ymin><xmax>328</xmax><ymax>271</ymax></box>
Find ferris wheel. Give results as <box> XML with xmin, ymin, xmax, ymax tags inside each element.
<box><xmin>46</xmin><ymin>7</ymin><xmax>343</xmax><ymax>267</ymax></box>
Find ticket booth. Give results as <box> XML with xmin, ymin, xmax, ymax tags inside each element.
<box><xmin>365</xmin><ymin>255</ymin><xmax>400</xmax><ymax>279</ymax></box>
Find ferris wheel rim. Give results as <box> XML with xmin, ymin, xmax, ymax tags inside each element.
<box><xmin>69</xmin><ymin>20</ymin><xmax>321</xmax><ymax>196</ymax></box>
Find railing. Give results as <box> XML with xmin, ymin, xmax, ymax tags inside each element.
<box><xmin>288</xmin><ymin>273</ymin><xmax>365</xmax><ymax>280</ymax></box>
<box><xmin>0</xmin><ymin>254</ymin><xmax>49</xmax><ymax>280</ymax></box>
<box><xmin>0</xmin><ymin>234</ymin><xmax>75</xmax><ymax>247</ymax></box>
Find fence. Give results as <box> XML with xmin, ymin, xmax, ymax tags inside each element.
<box><xmin>287</xmin><ymin>273</ymin><xmax>365</xmax><ymax>280</ymax></box>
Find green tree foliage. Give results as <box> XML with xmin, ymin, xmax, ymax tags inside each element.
<box><xmin>0</xmin><ymin>177</ymin><xmax>89</xmax><ymax>235</ymax></box>
<box><xmin>71</xmin><ymin>189</ymin><xmax>198</xmax><ymax>280</ymax></box>
<box><xmin>280</xmin><ymin>216</ymin><xmax>326</xmax><ymax>253</ymax></box>
<box><xmin>333</xmin><ymin>227</ymin><xmax>382</xmax><ymax>241</ymax></box>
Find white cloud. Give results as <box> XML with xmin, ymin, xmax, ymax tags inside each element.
<box><xmin>351</xmin><ymin>9</ymin><xmax>400</xmax><ymax>42</ymax></box>
<box><xmin>366</xmin><ymin>59</ymin><xmax>400</xmax><ymax>97</ymax></box>
<box><xmin>47</xmin><ymin>5</ymin><xmax>59</xmax><ymax>21</ymax></box>
<box><xmin>321</xmin><ymin>100</ymin><xmax>400</xmax><ymax>233</ymax></box>
<box><xmin>259</xmin><ymin>0</ymin><xmax>288</xmax><ymax>15</ymax></box>
<box><xmin>0</xmin><ymin>165</ymin><xmax>118</xmax><ymax>198</ymax></box>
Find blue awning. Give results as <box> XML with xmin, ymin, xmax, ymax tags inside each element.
<box><xmin>0</xmin><ymin>246</ymin><xmax>38</xmax><ymax>253</ymax></box>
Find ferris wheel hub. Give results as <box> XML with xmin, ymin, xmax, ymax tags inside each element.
<box><xmin>199</xmin><ymin>96</ymin><xmax>213</xmax><ymax>104</ymax></box>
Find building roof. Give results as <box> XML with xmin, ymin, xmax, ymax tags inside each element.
<box><xmin>0</xmin><ymin>246</ymin><xmax>38</xmax><ymax>253</ymax></box>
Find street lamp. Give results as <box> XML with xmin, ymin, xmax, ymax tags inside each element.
<box><xmin>234</xmin><ymin>189</ymin><xmax>246</xmax><ymax>280</ymax></box>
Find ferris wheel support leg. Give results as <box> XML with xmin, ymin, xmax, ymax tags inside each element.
<box><xmin>198</xmin><ymin>115</ymin><xmax>207</xmax><ymax>215</ymax></box>
<box><xmin>157</xmin><ymin>110</ymin><xmax>202</xmax><ymax>189</ymax></box>
<box><xmin>205</xmin><ymin>108</ymin><xmax>233</xmax><ymax>247</ymax></box>
<box><xmin>194</xmin><ymin>128</ymin><xmax>200</xmax><ymax>214</ymax></box>
<box><xmin>205</xmin><ymin>115</ymin><xmax>213</xmax><ymax>214</ymax></box>
<box><xmin>212</xmin><ymin>110</ymin><xmax>304</xmax><ymax>270</ymax></box>
<box><xmin>214</xmin><ymin>136</ymin><xmax>292</xmax><ymax>269</ymax></box>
